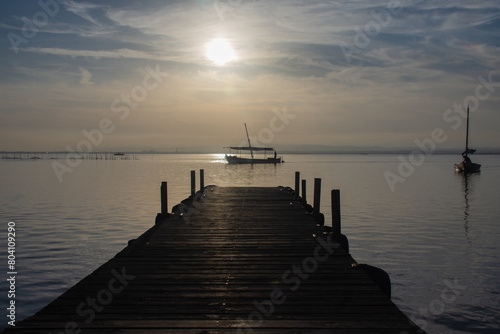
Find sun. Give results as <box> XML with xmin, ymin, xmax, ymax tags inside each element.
<box><xmin>205</xmin><ymin>38</ymin><xmax>237</xmax><ymax>66</ymax></box>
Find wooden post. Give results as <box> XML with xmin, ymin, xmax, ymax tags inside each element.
<box><xmin>200</xmin><ymin>169</ymin><xmax>205</xmax><ymax>191</ymax></box>
<box><xmin>331</xmin><ymin>189</ymin><xmax>341</xmax><ymax>237</ymax></box>
<box><xmin>295</xmin><ymin>171</ymin><xmax>300</xmax><ymax>200</ymax></box>
<box><xmin>301</xmin><ymin>179</ymin><xmax>307</xmax><ymax>204</ymax></box>
<box><xmin>313</xmin><ymin>178</ymin><xmax>321</xmax><ymax>215</ymax></box>
<box><xmin>191</xmin><ymin>170</ymin><xmax>196</xmax><ymax>197</ymax></box>
<box><xmin>161</xmin><ymin>181</ymin><xmax>168</xmax><ymax>215</ymax></box>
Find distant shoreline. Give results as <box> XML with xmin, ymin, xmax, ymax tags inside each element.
<box><xmin>2</xmin><ymin>150</ymin><xmax>500</xmax><ymax>156</ymax></box>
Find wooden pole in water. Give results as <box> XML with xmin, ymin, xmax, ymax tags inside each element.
<box><xmin>301</xmin><ymin>179</ymin><xmax>307</xmax><ymax>204</ymax></box>
<box><xmin>295</xmin><ymin>171</ymin><xmax>300</xmax><ymax>200</ymax></box>
<box><xmin>200</xmin><ymin>169</ymin><xmax>205</xmax><ymax>191</ymax></box>
<box><xmin>191</xmin><ymin>170</ymin><xmax>196</xmax><ymax>197</ymax></box>
<box><xmin>161</xmin><ymin>182</ymin><xmax>168</xmax><ymax>215</ymax></box>
<box><xmin>331</xmin><ymin>189</ymin><xmax>341</xmax><ymax>237</ymax></box>
<box><xmin>313</xmin><ymin>178</ymin><xmax>321</xmax><ymax>215</ymax></box>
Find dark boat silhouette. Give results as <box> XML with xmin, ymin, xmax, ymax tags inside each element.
<box><xmin>224</xmin><ymin>123</ymin><xmax>283</xmax><ymax>164</ymax></box>
<box><xmin>455</xmin><ymin>106</ymin><xmax>481</xmax><ymax>173</ymax></box>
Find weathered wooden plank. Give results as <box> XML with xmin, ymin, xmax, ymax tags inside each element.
<box><xmin>8</xmin><ymin>319</ymin><xmax>420</xmax><ymax>329</ymax></box>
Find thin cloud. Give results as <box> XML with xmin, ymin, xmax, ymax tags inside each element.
<box><xmin>78</xmin><ymin>66</ymin><xmax>94</xmax><ymax>86</ymax></box>
<box><xmin>63</xmin><ymin>0</ymin><xmax>105</xmax><ymax>27</ymax></box>
<box><xmin>22</xmin><ymin>47</ymin><xmax>160</xmax><ymax>60</ymax></box>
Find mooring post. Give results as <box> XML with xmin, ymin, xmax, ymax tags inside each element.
<box><xmin>295</xmin><ymin>171</ymin><xmax>300</xmax><ymax>200</ymax></box>
<box><xmin>301</xmin><ymin>179</ymin><xmax>307</xmax><ymax>204</ymax></box>
<box><xmin>191</xmin><ymin>170</ymin><xmax>196</xmax><ymax>197</ymax></box>
<box><xmin>161</xmin><ymin>181</ymin><xmax>168</xmax><ymax>215</ymax></box>
<box><xmin>313</xmin><ymin>178</ymin><xmax>321</xmax><ymax>215</ymax></box>
<box><xmin>331</xmin><ymin>189</ymin><xmax>341</xmax><ymax>237</ymax></box>
<box><xmin>200</xmin><ymin>169</ymin><xmax>205</xmax><ymax>191</ymax></box>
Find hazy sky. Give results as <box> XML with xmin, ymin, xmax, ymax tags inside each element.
<box><xmin>1</xmin><ymin>0</ymin><xmax>499</xmax><ymax>152</ymax></box>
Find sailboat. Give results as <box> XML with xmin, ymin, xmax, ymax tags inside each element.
<box><xmin>224</xmin><ymin>123</ymin><xmax>283</xmax><ymax>164</ymax></box>
<box><xmin>454</xmin><ymin>106</ymin><xmax>481</xmax><ymax>173</ymax></box>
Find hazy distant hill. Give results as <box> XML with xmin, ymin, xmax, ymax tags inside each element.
<box><xmin>137</xmin><ymin>145</ymin><xmax>500</xmax><ymax>155</ymax></box>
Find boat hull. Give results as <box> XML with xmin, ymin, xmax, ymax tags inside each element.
<box><xmin>454</xmin><ymin>162</ymin><xmax>481</xmax><ymax>173</ymax></box>
<box><xmin>225</xmin><ymin>155</ymin><xmax>282</xmax><ymax>164</ymax></box>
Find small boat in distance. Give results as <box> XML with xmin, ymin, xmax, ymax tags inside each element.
<box><xmin>224</xmin><ymin>124</ymin><xmax>283</xmax><ymax>164</ymax></box>
<box><xmin>455</xmin><ymin>106</ymin><xmax>481</xmax><ymax>173</ymax></box>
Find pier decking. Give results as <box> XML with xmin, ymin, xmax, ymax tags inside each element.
<box><xmin>7</xmin><ymin>184</ymin><xmax>423</xmax><ymax>333</ymax></box>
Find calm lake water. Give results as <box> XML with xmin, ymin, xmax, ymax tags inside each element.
<box><xmin>1</xmin><ymin>153</ymin><xmax>499</xmax><ymax>333</ymax></box>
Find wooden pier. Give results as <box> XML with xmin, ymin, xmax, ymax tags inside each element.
<box><xmin>6</xmin><ymin>175</ymin><xmax>424</xmax><ymax>333</ymax></box>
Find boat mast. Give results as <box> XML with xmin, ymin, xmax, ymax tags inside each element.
<box><xmin>244</xmin><ymin>123</ymin><xmax>254</xmax><ymax>159</ymax></box>
<box><xmin>465</xmin><ymin>105</ymin><xmax>470</xmax><ymax>156</ymax></box>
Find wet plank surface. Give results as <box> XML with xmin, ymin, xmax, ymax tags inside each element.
<box><xmin>6</xmin><ymin>186</ymin><xmax>423</xmax><ymax>333</ymax></box>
